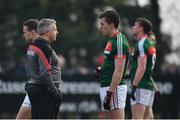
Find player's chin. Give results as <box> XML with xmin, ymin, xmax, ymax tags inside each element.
<box><xmin>132</xmin><ymin>33</ymin><xmax>137</xmax><ymax>38</ymax></box>
<box><xmin>52</xmin><ymin>37</ymin><xmax>57</xmax><ymax>42</ymax></box>
<box><xmin>102</xmin><ymin>32</ymin><xmax>108</xmax><ymax>36</ymax></box>
<box><xmin>26</xmin><ymin>39</ymin><xmax>31</xmax><ymax>43</ymax></box>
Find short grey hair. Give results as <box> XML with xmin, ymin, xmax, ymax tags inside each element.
<box><xmin>37</xmin><ymin>18</ymin><xmax>56</xmax><ymax>35</ymax></box>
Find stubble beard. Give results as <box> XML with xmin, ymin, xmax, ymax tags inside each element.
<box><xmin>132</xmin><ymin>32</ymin><xmax>138</xmax><ymax>39</ymax></box>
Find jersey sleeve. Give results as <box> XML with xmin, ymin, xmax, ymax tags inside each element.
<box><xmin>137</xmin><ymin>39</ymin><xmax>148</xmax><ymax>57</ymax></box>
<box><xmin>147</xmin><ymin>41</ymin><xmax>156</xmax><ymax>55</ymax></box>
<box><xmin>114</xmin><ymin>33</ymin><xmax>127</xmax><ymax>59</ymax></box>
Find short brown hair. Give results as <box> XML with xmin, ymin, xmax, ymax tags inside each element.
<box><xmin>99</xmin><ymin>10</ymin><xmax>120</xmax><ymax>29</ymax></box>
<box><xmin>136</xmin><ymin>17</ymin><xmax>152</xmax><ymax>34</ymax></box>
<box><xmin>23</xmin><ymin>19</ymin><xmax>39</xmax><ymax>32</ymax></box>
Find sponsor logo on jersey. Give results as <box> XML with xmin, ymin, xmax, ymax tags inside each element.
<box><xmin>27</xmin><ymin>50</ymin><xmax>35</xmax><ymax>56</ymax></box>
<box><xmin>104</xmin><ymin>42</ymin><xmax>112</xmax><ymax>54</ymax></box>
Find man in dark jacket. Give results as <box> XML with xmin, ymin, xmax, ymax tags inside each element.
<box><xmin>25</xmin><ymin>18</ymin><xmax>62</xmax><ymax>118</ymax></box>
<box><xmin>16</xmin><ymin>19</ymin><xmax>39</xmax><ymax>119</ymax></box>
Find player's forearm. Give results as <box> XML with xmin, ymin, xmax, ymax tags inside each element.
<box><xmin>132</xmin><ymin>66</ymin><xmax>145</xmax><ymax>86</ymax></box>
<box><xmin>152</xmin><ymin>80</ymin><xmax>159</xmax><ymax>91</ymax></box>
<box><xmin>109</xmin><ymin>69</ymin><xmax>124</xmax><ymax>92</ymax></box>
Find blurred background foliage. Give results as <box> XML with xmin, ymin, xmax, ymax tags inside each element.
<box><xmin>0</xmin><ymin>0</ymin><xmax>171</xmax><ymax>74</ymax></box>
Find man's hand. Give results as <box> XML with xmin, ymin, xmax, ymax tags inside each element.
<box><xmin>52</xmin><ymin>88</ymin><xmax>62</xmax><ymax>118</ymax></box>
<box><xmin>51</xmin><ymin>88</ymin><xmax>62</xmax><ymax>105</ymax></box>
<box><xmin>155</xmin><ymin>90</ymin><xmax>163</xmax><ymax>103</ymax></box>
<box><xmin>103</xmin><ymin>91</ymin><xmax>113</xmax><ymax>110</ymax></box>
<box><xmin>93</xmin><ymin>66</ymin><xmax>102</xmax><ymax>79</ymax></box>
<box><xmin>24</xmin><ymin>82</ymin><xmax>28</xmax><ymax>91</ymax></box>
<box><xmin>129</xmin><ymin>85</ymin><xmax>136</xmax><ymax>101</ymax></box>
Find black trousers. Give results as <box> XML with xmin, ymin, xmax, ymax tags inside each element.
<box><xmin>26</xmin><ymin>84</ymin><xmax>60</xmax><ymax>119</ymax></box>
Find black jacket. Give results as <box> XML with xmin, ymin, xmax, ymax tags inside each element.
<box><xmin>27</xmin><ymin>37</ymin><xmax>61</xmax><ymax>92</ymax></box>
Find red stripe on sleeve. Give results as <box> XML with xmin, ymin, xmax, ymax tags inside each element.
<box><xmin>148</xmin><ymin>47</ymin><xmax>156</xmax><ymax>55</ymax></box>
<box><xmin>29</xmin><ymin>45</ymin><xmax>52</xmax><ymax>73</ymax></box>
<box><xmin>114</xmin><ymin>55</ymin><xmax>126</xmax><ymax>59</ymax></box>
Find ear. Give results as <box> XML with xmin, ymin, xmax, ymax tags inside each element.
<box><xmin>43</xmin><ymin>30</ymin><xmax>49</xmax><ymax>35</ymax></box>
<box><xmin>31</xmin><ymin>30</ymin><xmax>36</xmax><ymax>34</ymax></box>
<box><xmin>110</xmin><ymin>23</ymin><xmax>115</xmax><ymax>29</ymax></box>
<box><xmin>139</xmin><ymin>26</ymin><xmax>144</xmax><ymax>32</ymax></box>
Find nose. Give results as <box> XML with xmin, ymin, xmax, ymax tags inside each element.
<box><xmin>99</xmin><ymin>26</ymin><xmax>103</xmax><ymax>31</ymax></box>
<box><xmin>22</xmin><ymin>34</ymin><xmax>25</xmax><ymax>38</ymax></box>
<box><xmin>132</xmin><ymin>26</ymin><xmax>136</xmax><ymax>29</ymax></box>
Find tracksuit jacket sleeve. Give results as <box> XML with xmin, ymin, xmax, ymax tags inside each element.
<box><xmin>38</xmin><ymin>52</ymin><xmax>57</xmax><ymax>92</ymax></box>
<box><xmin>27</xmin><ymin>39</ymin><xmax>58</xmax><ymax>93</ymax></box>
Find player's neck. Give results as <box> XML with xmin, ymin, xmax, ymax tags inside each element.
<box><xmin>137</xmin><ymin>32</ymin><xmax>147</xmax><ymax>40</ymax></box>
<box><xmin>109</xmin><ymin>29</ymin><xmax>119</xmax><ymax>37</ymax></box>
<box><xmin>38</xmin><ymin>35</ymin><xmax>50</xmax><ymax>43</ymax></box>
<box><xmin>32</xmin><ymin>34</ymin><xmax>38</xmax><ymax>41</ymax></box>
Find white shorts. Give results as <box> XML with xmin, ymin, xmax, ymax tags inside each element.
<box><xmin>100</xmin><ymin>85</ymin><xmax>127</xmax><ymax>111</ymax></box>
<box><xmin>130</xmin><ymin>88</ymin><xmax>155</xmax><ymax>107</ymax></box>
<box><xmin>22</xmin><ymin>94</ymin><xmax>31</xmax><ymax>108</ymax></box>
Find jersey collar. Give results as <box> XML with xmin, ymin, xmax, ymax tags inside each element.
<box><xmin>140</xmin><ymin>35</ymin><xmax>147</xmax><ymax>41</ymax></box>
<box><xmin>111</xmin><ymin>31</ymin><xmax>119</xmax><ymax>38</ymax></box>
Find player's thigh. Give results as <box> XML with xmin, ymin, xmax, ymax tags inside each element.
<box><xmin>16</xmin><ymin>95</ymin><xmax>31</xmax><ymax>119</ymax></box>
<box><xmin>131</xmin><ymin>88</ymin><xmax>155</xmax><ymax>106</ymax></box>
<box><xmin>131</xmin><ymin>104</ymin><xmax>146</xmax><ymax>119</ymax></box>
<box><xmin>16</xmin><ymin>106</ymin><xmax>31</xmax><ymax>119</ymax></box>
<box><xmin>109</xmin><ymin>108</ymin><xmax>124</xmax><ymax>119</ymax></box>
<box><xmin>144</xmin><ymin>107</ymin><xmax>154</xmax><ymax>119</ymax></box>
<box><xmin>100</xmin><ymin>85</ymin><xmax>127</xmax><ymax>111</ymax></box>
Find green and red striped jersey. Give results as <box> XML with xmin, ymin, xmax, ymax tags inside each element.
<box><xmin>100</xmin><ymin>32</ymin><xmax>130</xmax><ymax>87</ymax></box>
<box><xmin>130</xmin><ymin>37</ymin><xmax>156</xmax><ymax>90</ymax></box>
